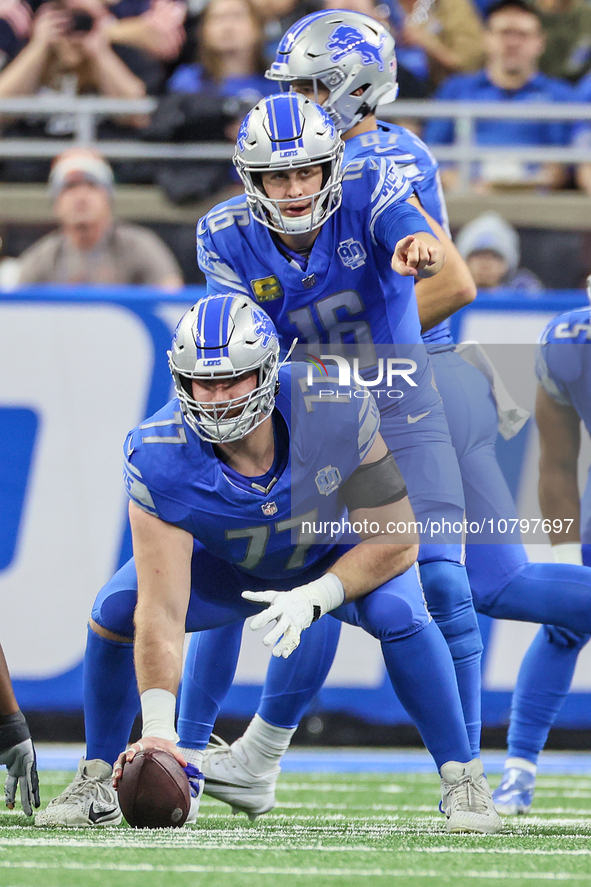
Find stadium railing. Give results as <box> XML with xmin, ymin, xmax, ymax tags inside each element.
<box><xmin>1</xmin><ymin>97</ymin><xmax>591</xmax><ymax>192</ymax></box>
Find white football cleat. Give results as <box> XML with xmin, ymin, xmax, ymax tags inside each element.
<box><xmin>36</xmin><ymin>758</ymin><xmax>122</xmax><ymax>828</ymax></box>
<box><xmin>440</xmin><ymin>759</ymin><xmax>503</xmax><ymax>834</ymax></box>
<box><xmin>201</xmin><ymin>735</ymin><xmax>278</xmax><ymax>821</ymax></box>
<box><xmin>492</xmin><ymin>766</ymin><xmax>535</xmax><ymax>815</ymax></box>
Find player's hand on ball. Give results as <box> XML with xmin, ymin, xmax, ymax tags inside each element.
<box><xmin>1</xmin><ymin>738</ymin><xmax>40</xmax><ymax>816</ymax></box>
<box><xmin>243</xmin><ymin>574</ymin><xmax>345</xmax><ymax>659</ymax></box>
<box><xmin>113</xmin><ymin>738</ymin><xmax>186</xmax><ymax>787</ymax></box>
<box><xmin>392</xmin><ymin>235</ymin><xmax>444</xmax><ymax>278</ymax></box>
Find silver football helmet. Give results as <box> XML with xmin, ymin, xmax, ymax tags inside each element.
<box><xmin>267</xmin><ymin>10</ymin><xmax>399</xmax><ymax>133</ymax></box>
<box><xmin>169</xmin><ymin>294</ymin><xmax>281</xmax><ymax>443</ymax></box>
<box><xmin>233</xmin><ymin>92</ymin><xmax>344</xmax><ymax>235</ymax></box>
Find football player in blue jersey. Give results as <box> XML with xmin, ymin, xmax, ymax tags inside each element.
<box><xmin>183</xmin><ymin>84</ymin><xmax>486</xmax><ymax>807</ymax></box>
<box><xmin>36</xmin><ymin>294</ymin><xmax>501</xmax><ymax>834</ymax></box>
<box><xmin>0</xmin><ymin>642</ymin><xmax>39</xmax><ymax>817</ymax></box>
<box><xmin>492</xmin><ymin>307</ymin><xmax>591</xmax><ymax>814</ymax></box>
<box><xmin>187</xmin><ymin>11</ymin><xmax>591</xmax><ymax>821</ymax></box>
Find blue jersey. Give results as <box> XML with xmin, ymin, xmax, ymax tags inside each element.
<box><xmin>536</xmin><ymin>307</ymin><xmax>591</xmax><ymax>435</ymax></box>
<box><xmin>197</xmin><ymin>158</ymin><xmax>432</xmax><ymax>357</ymax></box>
<box><xmin>342</xmin><ymin>121</ymin><xmax>454</xmax><ymax>353</ymax></box>
<box><xmin>344</xmin><ymin>121</ymin><xmax>449</xmax><ymax>234</ymax></box>
<box><xmin>123</xmin><ymin>363</ymin><xmax>380</xmax><ymax>581</ymax></box>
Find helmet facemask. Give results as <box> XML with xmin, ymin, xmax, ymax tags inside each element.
<box><xmin>170</xmin><ymin>354</ymin><xmax>280</xmax><ymax>444</ymax></box>
<box><xmin>236</xmin><ymin>149</ymin><xmax>344</xmax><ymax>236</ymax></box>
<box><xmin>233</xmin><ymin>92</ymin><xmax>344</xmax><ymax>236</ymax></box>
<box><xmin>168</xmin><ymin>295</ymin><xmax>282</xmax><ymax>444</ymax></box>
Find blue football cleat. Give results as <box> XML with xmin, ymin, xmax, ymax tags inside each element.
<box><xmin>184</xmin><ymin>762</ymin><xmax>205</xmax><ymax>824</ymax></box>
<box><xmin>492</xmin><ymin>767</ymin><xmax>535</xmax><ymax>815</ymax></box>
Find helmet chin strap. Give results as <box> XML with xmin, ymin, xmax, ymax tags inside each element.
<box><xmin>279</xmin><ymin>211</ymin><xmax>314</xmax><ymax>235</ymax></box>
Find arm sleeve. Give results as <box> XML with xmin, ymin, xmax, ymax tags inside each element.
<box><xmin>364</xmin><ymin>158</ymin><xmax>435</xmax><ymax>247</ymax></box>
<box><xmin>372</xmin><ymin>200</ymin><xmax>435</xmax><ymax>254</ymax></box>
<box><xmin>123</xmin><ymin>437</ymin><xmax>160</xmax><ymax>517</ymax></box>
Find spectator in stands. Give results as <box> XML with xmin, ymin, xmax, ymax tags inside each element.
<box><xmin>0</xmin><ymin>234</ymin><xmax>20</xmax><ymax>290</ymax></box>
<box><xmin>168</xmin><ymin>0</ymin><xmax>271</xmax><ymax>102</ymax></box>
<box><xmin>0</xmin><ymin>0</ymin><xmax>31</xmax><ymax>73</ymax></box>
<box><xmin>104</xmin><ymin>0</ymin><xmax>187</xmax><ymax>64</ymax></box>
<box><xmin>385</xmin><ymin>0</ymin><xmax>485</xmax><ymax>90</ymax></box>
<box><xmin>456</xmin><ymin>211</ymin><xmax>544</xmax><ymax>292</ymax></box>
<box><xmin>572</xmin><ymin>68</ymin><xmax>591</xmax><ymax>194</ymax></box>
<box><xmin>0</xmin><ymin>1</ymin><xmax>154</xmax><ymax>131</ymax></box>
<box><xmin>0</xmin><ymin>0</ymin><xmax>186</xmax><ymax>73</ymax></box>
<box><xmin>424</xmin><ymin>0</ymin><xmax>574</xmax><ymax>192</ymax></box>
<box><xmin>248</xmin><ymin>0</ymin><xmax>313</xmax><ymax>64</ymax></box>
<box><xmin>0</xmin><ymin>0</ymin><xmax>168</xmax><ymax>180</ymax></box>
<box><xmin>533</xmin><ymin>0</ymin><xmax>591</xmax><ymax>82</ymax></box>
<box><xmin>18</xmin><ymin>148</ymin><xmax>183</xmax><ymax>286</ymax></box>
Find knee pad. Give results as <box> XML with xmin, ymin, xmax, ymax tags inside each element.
<box><xmin>543</xmin><ymin>624</ymin><xmax>590</xmax><ymax>650</ymax></box>
<box><xmin>418</xmin><ymin>559</ymin><xmax>482</xmax><ymax>658</ymax></box>
<box><xmin>91</xmin><ymin>583</ymin><xmax>137</xmax><ymax>638</ymax></box>
<box><xmin>354</xmin><ymin>589</ymin><xmax>427</xmax><ymax>643</ymax></box>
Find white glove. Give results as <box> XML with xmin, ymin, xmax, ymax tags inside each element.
<box><xmin>243</xmin><ymin>573</ymin><xmax>345</xmax><ymax>659</ymax></box>
<box><xmin>1</xmin><ymin>738</ymin><xmax>40</xmax><ymax>817</ymax></box>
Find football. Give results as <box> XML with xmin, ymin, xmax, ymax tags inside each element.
<box><xmin>117</xmin><ymin>749</ymin><xmax>191</xmax><ymax>829</ymax></box>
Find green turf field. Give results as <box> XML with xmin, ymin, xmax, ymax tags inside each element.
<box><xmin>1</xmin><ymin>767</ymin><xmax>591</xmax><ymax>887</ymax></box>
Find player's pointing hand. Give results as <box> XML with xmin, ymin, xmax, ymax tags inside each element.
<box><xmin>392</xmin><ymin>235</ymin><xmax>445</xmax><ymax>279</ymax></box>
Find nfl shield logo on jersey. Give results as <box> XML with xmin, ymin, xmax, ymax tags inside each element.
<box><xmin>261</xmin><ymin>501</ymin><xmax>278</xmax><ymax>516</ymax></box>
<box><xmin>337</xmin><ymin>238</ymin><xmax>367</xmax><ymax>270</ymax></box>
<box><xmin>315</xmin><ymin>466</ymin><xmax>342</xmax><ymax>496</ymax></box>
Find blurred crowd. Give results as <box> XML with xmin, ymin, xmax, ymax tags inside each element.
<box><xmin>2</xmin><ymin>0</ymin><xmax>591</xmax><ymax>190</ymax></box>
<box><xmin>2</xmin><ymin>0</ymin><xmax>591</xmax><ymax>288</ymax></box>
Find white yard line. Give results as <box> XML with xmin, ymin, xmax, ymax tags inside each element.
<box><xmin>0</xmin><ymin>861</ymin><xmax>588</xmax><ymax>880</ymax></box>
<box><xmin>3</xmin><ymin>837</ymin><xmax>591</xmax><ymax>856</ymax></box>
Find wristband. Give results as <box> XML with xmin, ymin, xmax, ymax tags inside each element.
<box><xmin>0</xmin><ymin>711</ymin><xmax>30</xmax><ymax>753</ymax></box>
<box><xmin>311</xmin><ymin>573</ymin><xmax>345</xmax><ymax>621</ymax></box>
<box><xmin>552</xmin><ymin>543</ymin><xmax>583</xmax><ymax>565</ymax></box>
<box><xmin>140</xmin><ymin>689</ymin><xmax>179</xmax><ymax>742</ymax></box>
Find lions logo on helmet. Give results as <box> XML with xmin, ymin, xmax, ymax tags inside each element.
<box><xmin>252</xmin><ymin>308</ymin><xmax>276</xmax><ymax>348</ymax></box>
<box><xmin>169</xmin><ymin>294</ymin><xmax>281</xmax><ymax>443</ymax></box>
<box><xmin>266</xmin><ymin>11</ymin><xmax>399</xmax><ymax>133</ymax></box>
<box><xmin>236</xmin><ymin>116</ymin><xmax>250</xmax><ymax>153</ymax></box>
<box><xmin>326</xmin><ymin>24</ymin><xmax>385</xmax><ymax>72</ymax></box>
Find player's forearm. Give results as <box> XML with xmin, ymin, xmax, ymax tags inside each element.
<box><xmin>330</xmin><ymin>540</ymin><xmax>418</xmax><ymax>600</ymax></box>
<box><xmin>330</xmin><ymin>498</ymin><xmax>419</xmax><ymax>598</ymax></box>
<box><xmin>0</xmin><ymin>645</ymin><xmax>19</xmax><ymax>716</ymax></box>
<box><xmin>129</xmin><ymin>503</ymin><xmax>192</xmax><ymax>695</ymax></box>
<box><xmin>538</xmin><ymin>464</ymin><xmax>581</xmax><ymax>544</ymax></box>
<box><xmin>133</xmin><ymin>608</ymin><xmax>185</xmax><ymax>696</ymax></box>
<box><xmin>415</xmin><ymin>230</ymin><xmax>476</xmax><ymax>330</ymax></box>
